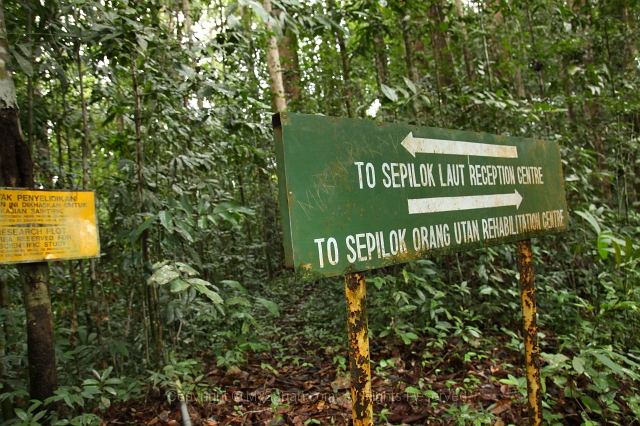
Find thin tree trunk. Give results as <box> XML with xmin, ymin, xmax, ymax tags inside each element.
<box><xmin>428</xmin><ymin>0</ymin><xmax>454</xmax><ymax>89</ymax></box>
<box><xmin>278</xmin><ymin>28</ymin><xmax>301</xmax><ymax>104</ymax></box>
<box><xmin>55</xmin><ymin>107</ymin><xmax>64</xmax><ymax>186</ymax></box>
<box><xmin>372</xmin><ymin>20</ymin><xmax>389</xmax><ymax>93</ymax></box>
<box><xmin>183</xmin><ymin>0</ymin><xmax>192</xmax><ymax>46</ymax></box>
<box><xmin>400</xmin><ymin>17</ymin><xmax>419</xmax><ymax>116</ymax></box>
<box><xmin>454</xmin><ymin>0</ymin><xmax>474</xmax><ymax>81</ymax></box>
<box><xmin>0</xmin><ymin>0</ymin><xmax>57</xmax><ymax>404</ymax></box>
<box><xmin>132</xmin><ymin>54</ymin><xmax>162</xmax><ymax>363</ymax></box>
<box><xmin>328</xmin><ymin>0</ymin><xmax>354</xmax><ymax>118</ymax></box>
<box><xmin>76</xmin><ymin>39</ymin><xmax>105</xmax><ymax>360</ymax></box>
<box><xmin>401</xmin><ymin>20</ymin><xmax>419</xmax><ymax>84</ymax></box>
<box><xmin>263</xmin><ymin>0</ymin><xmax>287</xmax><ymax>112</ymax></box>
<box><xmin>26</xmin><ymin>5</ymin><xmax>34</xmax><ymax>158</ymax></box>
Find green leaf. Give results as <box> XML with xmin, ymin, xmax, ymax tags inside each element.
<box><xmin>135</xmin><ymin>215</ymin><xmax>157</xmax><ymax>239</ymax></box>
<box><xmin>540</xmin><ymin>352</ymin><xmax>569</xmax><ymax>368</ymax></box>
<box><xmin>225</xmin><ymin>1</ymin><xmax>239</xmax><ymax>17</ymax></box>
<box><xmin>592</xmin><ymin>352</ymin><xmax>626</xmax><ymax>377</ymax></box>
<box><xmin>176</xmin><ymin>262</ymin><xmax>198</xmax><ymax>276</ymax></box>
<box><xmin>580</xmin><ymin>395</ymin><xmax>601</xmax><ymax>414</ymax></box>
<box><xmin>197</xmin><ymin>215</ymin><xmax>207</xmax><ymax>229</ymax></box>
<box><xmin>136</xmin><ymin>34</ymin><xmax>147</xmax><ymax>51</ymax></box>
<box><xmin>213</xmin><ymin>200</ymin><xmax>240</xmax><ymax>213</ymax></box>
<box><xmin>170</xmin><ymin>279</ymin><xmax>190</xmax><ymax>292</ymax></box>
<box><xmin>31</xmin><ymin>410</ymin><xmax>46</xmax><ymax>422</ymax></box>
<box><xmin>148</xmin><ymin>265</ymin><xmax>179</xmax><ymax>285</ymax></box>
<box><xmin>424</xmin><ymin>390</ymin><xmax>439</xmax><ymax>399</ymax></box>
<box><xmin>403</xmin><ymin>77</ymin><xmax>417</xmax><ymax>94</ymax></box>
<box><xmin>247</xmin><ymin>0</ymin><xmax>269</xmax><ymax>22</ymax></box>
<box><xmin>180</xmin><ymin>194</ymin><xmax>194</xmax><ymax>215</ymax></box>
<box><xmin>221</xmin><ymin>279</ymin><xmax>248</xmax><ymax>294</ymax></box>
<box><xmin>572</xmin><ymin>356</ymin><xmax>586</xmax><ymax>375</ymax></box>
<box><xmin>187</xmin><ymin>277</ymin><xmax>216</xmax><ymax>289</ymax></box>
<box><xmin>575</xmin><ymin>210</ymin><xmax>601</xmax><ymax>235</ymax></box>
<box><xmin>404</xmin><ymin>386</ymin><xmax>420</xmax><ymax>395</ymax></box>
<box><xmin>192</xmin><ymin>284</ymin><xmax>223</xmax><ymax>304</ymax></box>
<box><xmin>597</xmin><ymin>232</ymin><xmax>610</xmax><ymax>260</ymax></box>
<box><xmin>612</xmin><ymin>240</ymin><xmax>622</xmax><ymax>267</ymax></box>
<box><xmin>12</xmin><ymin>49</ymin><xmax>33</xmax><ymax>77</ymax></box>
<box><xmin>152</xmin><ymin>260</ymin><xmax>170</xmax><ymax>270</ymax></box>
<box><xmin>15</xmin><ymin>408</ymin><xmax>28</xmax><ymax>421</ymax></box>
<box><xmin>625</xmin><ymin>237</ymin><xmax>634</xmax><ymax>263</ymax></box>
<box><xmin>101</xmin><ymin>366</ymin><xmax>113</xmax><ymax>381</ymax></box>
<box><xmin>381</xmin><ymin>84</ymin><xmax>398</xmax><ymax>102</ymax></box>
<box><xmin>100</xmin><ymin>395</ymin><xmax>111</xmax><ymax>409</ymax></box>
<box><xmin>256</xmin><ymin>298</ymin><xmax>280</xmax><ymax>317</ymax></box>
<box><xmin>226</xmin><ymin>296</ymin><xmax>251</xmax><ymax>306</ymax></box>
<box><xmin>227</xmin><ymin>14</ymin><xmax>244</xmax><ymax>30</ymax></box>
<box><xmin>112</xmin><ymin>341</ymin><xmax>129</xmax><ymax>358</ymax></box>
<box><xmin>159</xmin><ymin>211</ymin><xmax>173</xmax><ymax>232</ymax></box>
<box><xmin>176</xmin><ymin>221</ymin><xmax>195</xmax><ymax>243</ymax></box>
<box><xmin>479</xmin><ymin>286</ymin><xmax>493</xmax><ymax>295</ymax></box>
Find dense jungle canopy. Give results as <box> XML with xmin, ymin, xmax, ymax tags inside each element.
<box><xmin>0</xmin><ymin>0</ymin><xmax>640</xmax><ymax>424</ymax></box>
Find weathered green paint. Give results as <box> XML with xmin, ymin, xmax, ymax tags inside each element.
<box><xmin>273</xmin><ymin>113</ymin><xmax>568</xmax><ymax>279</ymax></box>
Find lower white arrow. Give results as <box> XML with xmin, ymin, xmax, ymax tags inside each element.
<box><xmin>408</xmin><ymin>190</ymin><xmax>523</xmax><ymax>214</ymax></box>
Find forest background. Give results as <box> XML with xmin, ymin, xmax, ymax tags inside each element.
<box><xmin>1</xmin><ymin>0</ymin><xmax>640</xmax><ymax>425</ymax></box>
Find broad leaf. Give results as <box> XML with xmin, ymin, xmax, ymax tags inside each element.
<box><xmin>381</xmin><ymin>84</ymin><xmax>398</xmax><ymax>102</ymax></box>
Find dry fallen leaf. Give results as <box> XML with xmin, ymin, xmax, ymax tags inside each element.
<box><xmin>330</xmin><ymin>374</ymin><xmax>351</xmax><ymax>390</ymax></box>
<box><xmin>489</xmin><ymin>399</ymin><xmax>512</xmax><ymax>414</ymax></box>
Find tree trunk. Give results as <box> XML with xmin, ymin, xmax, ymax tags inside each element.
<box><xmin>327</xmin><ymin>0</ymin><xmax>353</xmax><ymax>117</ymax></box>
<box><xmin>401</xmin><ymin>20</ymin><xmax>419</xmax><ymax>84</ymax></box>
<box><xmin>26</xmin><ymin>5</ymin><xmax>34</xmax><ymax>158</ymax></box>
<box><xmin>400</xmin><ymin>18</ymin><xmax>419</xmax><ymax>116</ymax></box>
<box><xmin>183</xmin><ymin>0</ymin><xmax>192</xmax><ymax>46</ymax></box>
<box><xmin>132</xmin><ymin>54</ymin><xmax>163</xmax><ymax>364</ymax></box>
<box><xmin>277</xmin><ymin>25</ymin><xmax>301</xmax><ymax>104</ymax></box>
<box><xmin>76</xmin><ymin>39</ymin><xmax>105</xmax><ymax>362</ymax></box>
<box><xmin>0</xmin><ymin>0</ymin><xmax>57</xmax><ymax>404</ymax></box>
<box><xmin>427</xmin><ymin>0</ymin><xmax>454</xmax><ymax>88</ymax></box>
<box><xmin>263</xmin><ymin>0</ymin><xmax>287</xmax><ymax>112</ymax></box>
<box><xmin>372</xmin><ymin>20</ymin><xmax>389</xmax><ymax>93</ymax></box>
<box><xmin>454</xmin><ymin>0</ymin><xmax>474</xmax><ymax>81</ymax></box>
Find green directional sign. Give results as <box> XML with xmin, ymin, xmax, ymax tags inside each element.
<box><xmin>272</xmin><ymin>113</ymin><xmax>568</xmax><ymax>279</ymax></box>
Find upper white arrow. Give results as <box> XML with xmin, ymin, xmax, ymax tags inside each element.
<box><xmin>408</xmin><ymin>190</ymin><xmax>523</xmax><ymax>214</ymax></box>
<box><xmin>401</xmin><ymin>132</ymin><xmax>518</xmax><ymax>158</ymax></box>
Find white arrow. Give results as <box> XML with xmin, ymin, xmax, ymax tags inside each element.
<box><xmin>408</xmin><ymin>190</ymin><xmax>523</xmax><ymax>214</ymax></box>
<box><xmin>401</xmin><ymin>132</ymin><xmax>518</xmax><ymax>158</ymax></box>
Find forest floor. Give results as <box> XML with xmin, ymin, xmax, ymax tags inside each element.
<box><xmin>103</xmin><ymin>279</ymin><xmax>602</xmax><ymax>425</ymax></box>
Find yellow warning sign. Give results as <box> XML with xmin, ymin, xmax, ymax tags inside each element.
<box><xmin>0</xmin><ymin>189</ymin><xmax>99</xmax><ymax>264</ymax></box>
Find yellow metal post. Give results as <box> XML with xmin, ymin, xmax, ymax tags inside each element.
<box><xmin>517</xmin><ymin>239</ymin><xmax>542</xmax><ymax>426</ymax></box>
<box><xmin>344</xmin><ymin>272</ymin><xmax>373</xmax><ymax>426</ymax></box>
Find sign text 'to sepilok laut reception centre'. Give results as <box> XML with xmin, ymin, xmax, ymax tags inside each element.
<box><xmin>273</xmin><ymin>113</ymin><xmax>568</xmax><ymax>279</ymax></box>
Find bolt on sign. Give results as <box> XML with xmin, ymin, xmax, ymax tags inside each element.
<box><xmin>273</xmin><ymin>113</ymin><xmax>568</xmax><ymax>279</ymax></box>
<box><xmin>0</xmin><ymin>189</ymin><xmax>99</xmax><ymax>264</ymax></box>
